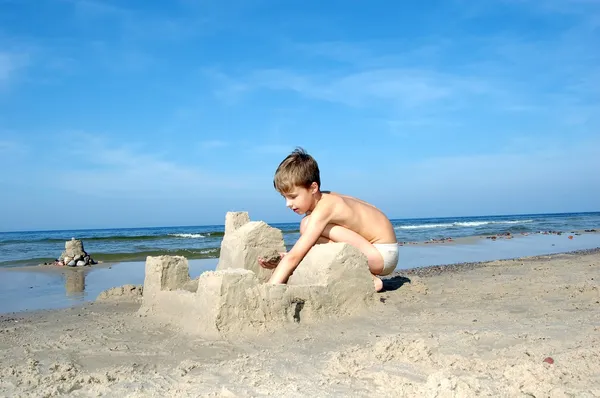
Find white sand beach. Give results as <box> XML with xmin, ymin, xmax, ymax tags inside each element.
<box><xmin>1</xmin><ymin>249</ymin><xmax>598</xmax><ymax>397</ymax></box>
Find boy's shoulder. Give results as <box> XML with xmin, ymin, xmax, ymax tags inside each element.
<box><xmin>318</xmin><ymin>192</ymin><xmax>379</xmax><ymax>216</ymax></box>
<box><xmin>317</xmin><ymin>191</ymin><xmax>344</xmax><ymax>205</ymax></box>
<box><xmin>313</xmin><ymin>192</ymin><xmax>350</xmax><ymax>214</ymax></box>
<box><xmin>320</xmin><ymin>191</ymin><xmax>357</xmax><ymax>204</ymax></box>
<box><xmin>320</xmin><ymin>190</ymin><xmax>345</xmax><ymax>198</ymax></box>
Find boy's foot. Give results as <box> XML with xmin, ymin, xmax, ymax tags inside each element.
<box><xmin>372</xmin><ymin>275</ymin><xmax>384</xmax><ymax>292</ymax></box>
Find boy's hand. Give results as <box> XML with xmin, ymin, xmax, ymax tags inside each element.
<box><xmin>258</xmin><ymin>252</ymin><xmax>285</xmax><ymax>269</ymax></box>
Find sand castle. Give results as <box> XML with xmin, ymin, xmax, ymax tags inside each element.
<box><xmin>138</xmin><ymin>212</ymin><xmax>376</xmax><ymax>338</ymax></box>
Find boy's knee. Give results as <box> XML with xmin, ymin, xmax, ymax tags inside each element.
<box><xmin>367</xmin><ymin>250</ymin><xmax>385</xmax><ymax>276</ymax></box>
<box><xmin>299</xmin><ymin>215</ymin><xmax>311</xmax><ymax>234</ymax></box>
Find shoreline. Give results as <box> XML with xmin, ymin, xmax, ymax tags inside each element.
<box><xmin>392</xmin><ymin>246</ymin><xmax>600</xmax><ymax>278</ymax></box>
<box><xmin>0</xmin><ymin>259</ymin><xmax>218</xmax><ymax>315</ymax></box>
<box><xmin>1</xmin><ymin>230</ymin><xmax>598</xmax><ymax>276</ymax></box>
<box><xmin>1</xmin><ymin>233</ymin><xmax>599</xmax><ymax>315</ymax></box>
<box><xmin>1</xmin><ymin>246</ymin><xmax>598</xmax><ymax>396</ymax></box>
<box><xmin>397</xmin><ymin>227</ymin><xmax>599</xmax><ymax>246</ymax></box>
<box><xmin>5</xmin><ymin>242</ymin><xmax>600</xmax><ymax>276</ymax></box>
<box><xmin>3</xmin><ymin>246</ymin><xmax>598</xmax><ymax>320</ymax></box>
<box><xmin>1</xmin><ymin>228</ymin><xmax>598</xmax><ymax>269</ymax></box>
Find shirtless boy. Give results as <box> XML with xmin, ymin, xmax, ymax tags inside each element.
<box><xmin>258</xmin><ymin>148</ymin><xmax>399</xmax><ymax>292</ymax></box>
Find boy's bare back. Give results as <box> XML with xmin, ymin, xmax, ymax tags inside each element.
<box><xmin>310</xmin><ymin>192</ymin><xmax>397</xmax><ymax>245</ymax></box>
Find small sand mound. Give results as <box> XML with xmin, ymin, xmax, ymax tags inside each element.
<box><xmin>97</xmin><ymin>284</ymin><xmax>143</xmax><ymax>302</ymax></box>
<box><xmin>408</xmin><ymin>276</ymin><xmax>429</xmax><ymax>295</ymax></box>
<box><xmin>324</xmin><ymin>335</ymin><xmax>437</xmax><ymax>378</ymax></box>
<box><xmin>425</xmin><ymin>371</ymin><xmax>498</xmax><ymax>397</ymax></box>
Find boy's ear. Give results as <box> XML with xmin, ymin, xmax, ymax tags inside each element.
<box><xmin>310</xmin><ymin>181</ymin><xmax>319</xmax><ymax>194</ymax></box>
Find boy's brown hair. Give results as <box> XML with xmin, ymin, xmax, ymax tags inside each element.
<box><xmin>274</xmin><ymin>147</ymin><xmax>321</xmax><ymax>194</ymax></box>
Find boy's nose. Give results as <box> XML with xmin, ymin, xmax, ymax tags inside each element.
<box><xmin>285</xmin><ymin>199</ymin><xmax>293</xmax><ymax>208</ymax></box>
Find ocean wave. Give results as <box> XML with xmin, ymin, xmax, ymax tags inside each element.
<box><xmin>397</xmin><ymin>223</ymin><xmax>453</xmax><ymax>230</ymax></box>
<box><xmin>0</xmin><ymin>235</ymin><xmax>168</xmax><ymax>244</ymax></box>
<box><xmin>396</xmin><ymin>220</ymin><xmax>534</xmax><ymax>230</ymax></box>
<box><xmin>0</xmin><ymin>232</ymin><xmax>220</xmax><ymax>245</ymax></box>
<box><xmin>169</xmin><ymin>233</ymin><xmax>205</xmax><ymax>239</ymax></box>
<box><xmin>0</xmin><ymin>247</ymin><xmax>222</xmax><ymax>267</ymax></box>
<box><xmin>93</xmin><ymin>248</ymin><xmax>221</xmax><ymax>262</ymax></box>
<box><xmin>0</xmin><ymin>228</ymin><xmax>298</xmax><ymax>245</ymax></box>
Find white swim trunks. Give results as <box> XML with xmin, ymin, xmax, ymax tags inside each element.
<box><xmin>373</xmin><ymin>243</ymin><xmax>399</xmax><ymax>276</ymax></box>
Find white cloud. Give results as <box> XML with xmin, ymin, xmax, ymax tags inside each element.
<box><xmin>212</xmin><ymin>3</ymin><xmax>599</xmax><ymax>129</ymax></box>
<box><xmin>219</xmin><ymin>67</ymin><xmax>495</xmax><ymax>111</ymax></box>
<box><xmin>361</xmin><ymin>139</ymin><xmax>600</xmax><ymax>217</ymax></box>
<box><xmin>204</xmin><ymin>69</ymin><xmax>251</xmax><ymax>105</ymax></box>
<box><xmin>288</xmin><ymin>39</ymin><xmax>447</xmax><ymax>69</ymax></box>
<box><xmin>411</xmin><ymin>141</ymin><xmax>598</xmax><ymax>190</ymax></box>
<box><xmin>52</xmin><ymin>133</ymin><xmax>257</xmax><ymax>198</ymax></box>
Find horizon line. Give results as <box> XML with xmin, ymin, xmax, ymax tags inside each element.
<box><xmin>1</xmin><ymin>210</ymin><xmax>598</xmax><ymax>234</ymax></box>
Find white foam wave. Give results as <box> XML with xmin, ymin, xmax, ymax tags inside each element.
<box><xmin>454</xmin><ymin>221</ymin><xmax>491</xmax><ymax>227</ymax></box>
<box><xmin>170</xmin><ymin>233</ymin><xmax>205</xmax><ymax>239</ymax></box>
<box><xmin>397</xmin><ymin>223</ymin><xmax>453</xmax><ymax>229</ymax></box>
<box><xmin>396</xmin><ymin>220</ymin><xmax>534</xmax><ymax>230</ymax></box>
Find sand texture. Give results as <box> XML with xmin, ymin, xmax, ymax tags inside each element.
<box><xmin>217</xmin><ymin>216</ymin><xmax>286</xmax><ymax>284</ymax></box>
<box><xmin>140</xmin><ymin>212</ymin><xmax>377</xmax><ymax>339</ymax></box>
<box><xmin>96</xmin><ymin>284</ymin><xmax>143</xmax><ymax>303</ymax></box>
<box><xmin>1</xmin><ymin>250</ymin><xmax>599</xmax><ymax>397</ymax></box>
<box><xmin>139</xmin><ymin>243</ymin><xmax>375</xmax><ymax>338</ymax></box>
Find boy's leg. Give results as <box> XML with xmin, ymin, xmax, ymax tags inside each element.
<box><xmin>321</xmin><ymin>224</ymin><xmax>385</xmax><ymax>274</ymax></box>
<box><xmin>301</xmin><ymin>216</ymin><xmax>386</xmax><ymax>291</ymax></box>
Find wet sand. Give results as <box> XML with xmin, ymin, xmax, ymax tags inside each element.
<box><xmin>2</xmin><ymin>232</ymin><xmax>600</xmax><ymax>314</ymax></box>
<box><xmin>0</xmin><ymin>247</ymin><xmax>599</xmax><ymax>396</ymax></box>
<box><xmin>0</xmin><ymin>259</ymin><xmax>218</xmax><ymax>314</ymax></box>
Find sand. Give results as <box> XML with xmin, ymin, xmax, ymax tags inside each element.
<box><xmin>139</xmin><ymin>244</ymin><xmax>376</xmax><ymax>338</ymax></box>
<box><xmin>1</xmin><ymin>249</ymin><xmax>599</xmax><ymax>397</ymax></box>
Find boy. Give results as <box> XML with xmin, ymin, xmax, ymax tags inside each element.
<box><xmin>258</xmin><ymin>148</ymin><xmax>399</xmax><ymax>292</ymax></box>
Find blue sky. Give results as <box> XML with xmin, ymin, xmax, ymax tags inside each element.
<box><xmin>0</xmin><ymin>0</ymin><xmax>599</xmax><ymax>231</ymax></box>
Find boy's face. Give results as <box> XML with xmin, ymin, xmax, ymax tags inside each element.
<box><xmin>281</xmin><ymin>183</ymin><xmax>318</xmax><ymax>215</ymax></box>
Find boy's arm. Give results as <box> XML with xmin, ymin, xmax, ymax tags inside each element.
<box><xmin>267</xmin><ymin>206</ymin><xmax>332</xmax><ymax>284</ymax></box>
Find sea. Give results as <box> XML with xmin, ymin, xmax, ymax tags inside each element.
<box><xmin>1</xmin><ymin>212</ymin><xmax>599</xmax><ymax>268</ymax></box>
